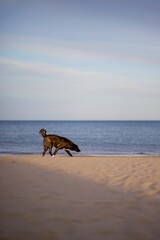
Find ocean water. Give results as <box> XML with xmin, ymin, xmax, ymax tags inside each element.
<box><xmin>0</xmin><ymin>121</ymin><xmax>160</xmax><ymax>156</ymax></box>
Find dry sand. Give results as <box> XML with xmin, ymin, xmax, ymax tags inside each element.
<box><xmin>0</xmin><ymin>155</ymin><xmax>160</xmax><ymax>240</ymax></box>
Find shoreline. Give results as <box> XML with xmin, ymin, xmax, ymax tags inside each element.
<box><xmin>1</xmin><ymin>155</ymin><xmax>160</xmax><ymax>240</ymax></box>
<box><xmin>0</xmin><ymin>153</ymin><xmax>160</xmax><ymax>157</ymax></box>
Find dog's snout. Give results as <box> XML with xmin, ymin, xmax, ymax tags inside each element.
<box><xmin>76</xmin><ymin>147</ymin><xmax>80</xmax><ymax>152</ymax></box>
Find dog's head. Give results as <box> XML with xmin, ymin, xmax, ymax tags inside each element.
<box><xmin>72</xmin><ymin>143</ymin><xmax>80</xmax><ymax>152</ymax></box>
<box><xmin>39</xmin><ymin>128</ymin><xmax>47</xmax><ymax>138</ymax></box>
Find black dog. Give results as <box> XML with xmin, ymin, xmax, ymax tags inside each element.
<box><xmin>39</xmin><ymin>128</ymin><xmax>80</xmax><ymax>157</ymax></box>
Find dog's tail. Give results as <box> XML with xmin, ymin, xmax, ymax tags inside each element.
<box><xmin>39</xmin><ymin>128</ymin><xmax>47</xmax><ymax>138</ymax></box>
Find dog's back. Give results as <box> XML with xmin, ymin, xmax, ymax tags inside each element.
<box><xmin>44</xmin><ymin>134</ymin><xmax>72</xmax><ymax>148</ymax></box>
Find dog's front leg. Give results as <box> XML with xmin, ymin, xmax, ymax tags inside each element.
<box><xmin>65</xmin><ymin>149</ymin><xmax>73</xmax><ymax>157</ymax></box>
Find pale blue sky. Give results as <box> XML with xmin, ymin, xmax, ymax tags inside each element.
<box><xmin>0</xmin><ymin>0</ymin><xmax>160</xmax><ymax>120</ymax></box>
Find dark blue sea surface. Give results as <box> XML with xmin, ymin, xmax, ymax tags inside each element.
<box><xmin>0</xmin><ymin>121</ymin><xmax>160</xmax><ymax>156</ymax></box>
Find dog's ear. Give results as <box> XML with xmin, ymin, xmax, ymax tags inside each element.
<box><xmin>39</xmin><ymin>128</ymin><xmax>47</xmax><ymax>137</ymax></box>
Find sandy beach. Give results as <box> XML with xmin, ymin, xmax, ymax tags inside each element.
<box><xmin>0</xmin><ymin>155</ymin><xmax>160</xmax><ymax>240</ymax></box>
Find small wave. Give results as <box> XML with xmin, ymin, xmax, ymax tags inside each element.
<box><xmin>0</xmin><ymin>151</ymin><xmax>40</xmax><ymax>156</ymax></box>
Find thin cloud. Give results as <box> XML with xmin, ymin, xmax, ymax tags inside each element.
<box><xmin>1</xmin><ymin>57</ymin><xmax>159</xmax><ymax>99</ymax></box>
<box><xmin>1</xmin><ymin>34</ymin><xmax>160</xmax><ymax>65</ymax></box>
<box><xmin>0</xmin><ymin>57</ymin><xmax>99</xmax><ymax>79</ymax></box>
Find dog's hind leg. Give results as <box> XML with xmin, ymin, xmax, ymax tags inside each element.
<box><xmin>53</xmin><ymin>147</ymin><xmax>60</xmax><ymax>156</ymax></box>
<box><xmin>49</xmin><ymin>146</ymin><xmax>53</xmax><ymax>156</ymax></box>
<box><xmin>42</xmin><ymin>146</ymin><xmax>49</xmax><ymax>156</ymax></box>
<box><xmin>65</xmin><ymin>149</ymin><xmax>73</xmax><ymax>157</ymax></box>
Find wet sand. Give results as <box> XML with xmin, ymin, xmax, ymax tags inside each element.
<box><xmin>0</xmin><ymin>155</ymin><xmax>160</xmax><ymax>240</ymax></box>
